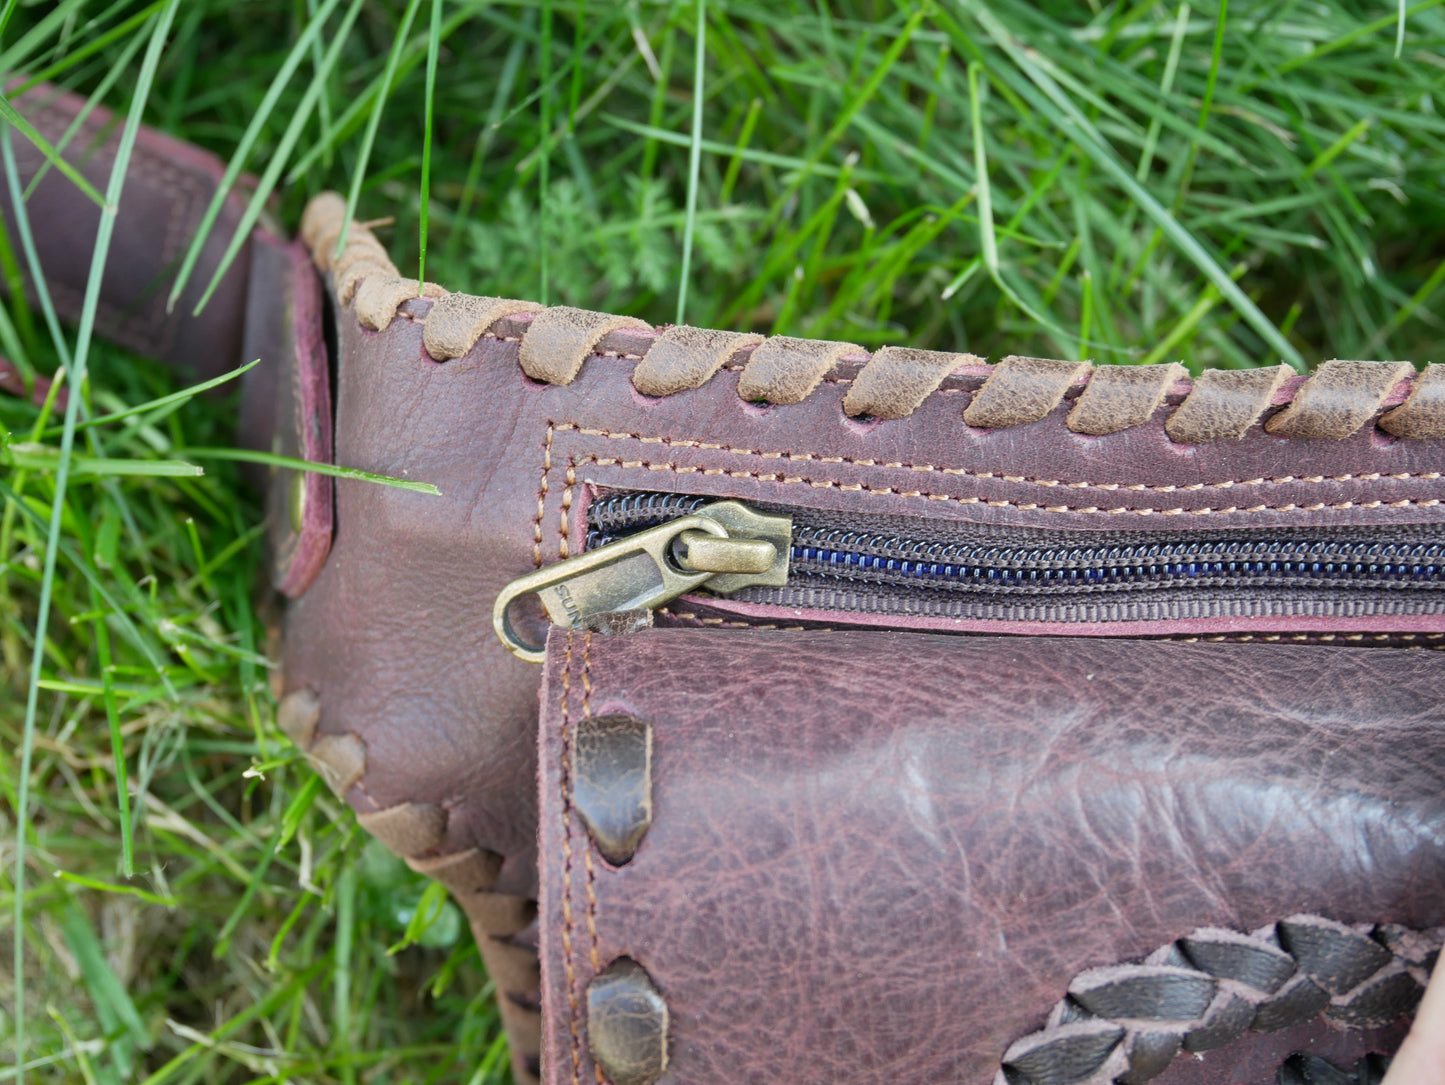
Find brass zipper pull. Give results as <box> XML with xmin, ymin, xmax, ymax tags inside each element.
<box><xmin>493</xmin><ymin>501</ymin><xmax>792</xmax><ymax>662</ymax></box>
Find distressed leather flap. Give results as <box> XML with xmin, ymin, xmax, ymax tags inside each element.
<box><xmin>537</xmin><ymin>627</ymin><xmax>1445</xmax><ymax>1085</ymax></box>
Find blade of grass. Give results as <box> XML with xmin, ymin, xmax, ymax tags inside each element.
<box><xmin>54</xmin><ymin>870</ymin><xmax>179</xmax><ymax>907</ymax></box>
<box><xmin>1364</xmin><ymin>253</ymin><xmax>1445</xmax><ymax>355</ymax></box>
<box><xmin>768</xmin><ymin>5</ymin><xmax>927</xmax><ymax>225</ymax></box>
<box><xmin>957</xmin><ymin>2</ymin><xmax>1306</xmax><ymax>370</ymax></box>
<box><xmin>55</xmin><ymin>896</ymin><xmax>148</xmax><ymax>1068</ymax></box>
<box><xmin>719</xmin><ymin>96</ymin><xmax>761</xmax><ymax>205</ymax></box>
<box><xmin>539</xmin><ymin>0</ymin><xmax>553</xmax><ymax>303</ymax></box>
<box><xmin>600</xmin><ymin>114</ymin><xmax>889</xmax><ymax>181</ymax></box>
<box><xmin>966</xmin><ymin>62</ymin><xmax>1075</xmax><ymax>343</ymax></box>
<box><xmin>1136</xmin><ymin>3</ymin><xmax>1190</xmax><ymax>182</ymax></box>
<box><xmin>968</xmin><ymin>63</ymin><xmax>997</xmax><ymax>276</ymax></box>
<box><xmin>176</xmin><ymin>448</ymin><xmax>442</xmax><ymax>494</ymax></box>
<box><xmin>675</xmin><ymin>0</ymin><xmax>706</xmax><ymax>325</ymax></box>
<box><xmin>14</xmin><ymin>0</ymin><xmax>169</xmax><ymax>94</ymax></box>
<box><xmin>90</xmin><ymin>588</ymin><xmax>133</xmax><ymax>876</ymax></box>
<box><xmin>1302</xmin><ymin>115</ymin><xmax>1373</xmax><ymax>179</ymax></box>
<box><xmin>332</xmin><ymin>0</ymin><xmax>425</xmax><ymax>264</ymax></box>
<box><xmin>163</xmin><ymin>0</ymin><xmax>346</xmax><ymax>311</ymax></box>
<box><xmin>334</xmin><ymin>865</ymin><xmax>357</xmax><ymax>1085</ymax></box>
<box><xmin>12</xmin><ymin>8</ymin><xmax>179</xmax><ymax>1084</ymax></box>
<box><xmin>0</xmin><ymin>478</ymin><xmax>176</xmax><ymax>690</ymax></box>
<box><xmin>1262</xmin><ymin>0</ymin><xmax>1445</xmax><ymax>81</ymax></box>
<box><xmin>136</xmin><ymin>961</ymin><xmax>328</xmax><ymax>1085</ymax></box>
<box><xmin>6</xmin><ymin>445</ymin><xmax>203</xmax><ymax>477</ymax></box>
<box><xmin>39</xmin><ymin>359</ymin><xmax>259</xmax><ymax>438</ymax></box>
<box><xmin>19</xmin><ymin>21</ymin><xmax>151</xmax><ymax>203</ymax></box>
<box><xmin>0</xmin><ymin>95</ymin><xmax>105</xmax><ymax>209</ymax></box>
<box><xmin>417</xmin><ymin>0</ymin><xmax>443</xmax><ymax>285</ymax></box>
<box><xmin>190</xmin><ymin>0</ymin><xmax>366</xmax><ymax>316</ymax></box>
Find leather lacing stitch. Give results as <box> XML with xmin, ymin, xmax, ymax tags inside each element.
<box><xmin>300</xmin><ymin>194</ymin><xmax>1445</xmax><ymax>443</ymax></box>
<box><xmin>995</xmin><ymin>914</ymin><xmax>1441</xmax><ymax>1085</ymax></box>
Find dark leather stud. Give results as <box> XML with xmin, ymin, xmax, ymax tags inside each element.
<box><xmin>1069</xmin><ymin>965</ymin><xmax>1216</xmax><ymax>1022</ymax></box>
<box><xmin>586</xmin><ymin>957</ymin><xmax>668</xmax><ymax>1085</ymax></box>
<box><xmin>572</xmin><ymin>714</ymin><xmax>653</xmax><ymax>866</ymax></box>
<box><xmin>1278</xmin><ymin>916</ymin><xmax>1393</xmax><ymax>996</ymax></box>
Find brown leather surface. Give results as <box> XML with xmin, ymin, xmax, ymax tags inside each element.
<box><xmin>841</xmin><ymin>344</ymin><xmax>976</xmax><ymax>420</ymax></box>
<box><xmin>1066</xmin><ymin>361</ymin><xmax>1187</xmax><ymax>435</ymax></box>
<box><xmin>736</xmin><ymin>333</ymin><xmax>865</xmax><ymax>404</ymax></box>
<box><xmin>276</xmin><ymin>286</ymin><xmax>1445</xmax><ymax>926</ymax></box>
<box><xmin>2</xmin><ymin>83</ymin><xmax>260</xmax><ymax>380</ymax></box>
<box><xmin>249</xmin><ymin>233</ymin><xmax>334</xmax><ymax>598</ymax></box>
<box><xmin>1266</xmin><ymin>361</ymin><xmax>1415</xmax><ymax>440</ymax></box>
<box><xmin>0</xmin><ymin>84</ymin><xmax>333</xmax><ymax>596</ymax></box>
<box><xmin>1164</xmin><ymin>367</ymin><xmax>1293</xmax><ymax>443</ymax></box>
<box><xmin>963</xmin><ymin>354</ymin><xmax>1091</xmax><ymax>427</ymax></box>
<box><xmin>536</xmin><ymin>627</ymin><xmax>1445</xmax><ymax>1085</ymax></box>
<box><xmin>631</xmin><ymin>325</ymin><xmax>762</xmax><ymax>397</ymax></box>
<box><xmin>16</xmin><ymin>88</ymin><xmax>1443</xmax><ymax>1085</ymax></box>
<box><xmin>1380</xmin><ymin>362</ymin><xmax>1445</xmax><ymax>439</ymax></box>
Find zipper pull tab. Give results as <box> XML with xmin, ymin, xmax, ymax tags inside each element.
<box><xmin>493</xmin><ymin>501</ymin><xmax>792</xmax><ymax>663</ymax></box>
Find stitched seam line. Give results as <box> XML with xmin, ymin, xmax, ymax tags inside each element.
<box><xmin>309</xmin><ymin>197</ymin><xmax>1435</xmax><ymax>440</ymax></box>
<box><xmin>569</xmin><ymin>453</ymin><xmax>1442</xmax><ymax>517</ymax></box>
<box><xmin>554</xmin><ymin>424</ymin><xmax>1444</xmax><ymax>494</ymax></box>
<box><xmin>533</xmin><ymin>425</ymin><xmax>553</xmax><ymax>568</ymax></box>
<box><xmin>1172</xmin><ymin>631</ymin><xmax>1445</xmax><ymax>647</ymax></box>
<box><xmin>579</xmin><ymin>631</ymin><xmax>606</xmax><ymax>1085</ymax></box>
<box><xmin>658</xmin><ymin>607</ymin><xmax>831</xmax><ymax>632</ymax></box>
<box><xmin>557</xmin><ymin>630</ymin><xmax>583</xmax><ymax>1085</ymax></box>
<box><xmin>561</xmin><ymin>459</ymin><xmax>576</xmax><ymax>560</ymax></box>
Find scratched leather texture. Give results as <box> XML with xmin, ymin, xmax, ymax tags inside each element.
<box><xmin>535</xmin><ymin>627</ymin><xmax>1445</xmax><ymax>1085</ymax></box>
<box><xmin>277</xmin><ymin>296</ymin><xmax>1445</xmax><ymax>906</ymax></box>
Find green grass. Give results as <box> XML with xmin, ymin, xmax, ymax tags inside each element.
<box><xmin>3</xmin><ymin>1</ymin><xmax>1445</xmax><ymax>1082</ymax></box>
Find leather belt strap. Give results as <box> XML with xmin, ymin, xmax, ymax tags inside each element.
<box><xmin>1</xmin><ymin>82</ymin><xmax>259</xmax><ymax>380</ymax></box>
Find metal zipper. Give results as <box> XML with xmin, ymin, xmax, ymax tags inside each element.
<box><xmin>493</xmin><ymin>501</ymin><xmax>791</xmax><ymax>662</ymax></box>
<box><xmin>494</xmin><ymin>491</ymin><xmax>1445</xmax><ymax>660</ymax></box>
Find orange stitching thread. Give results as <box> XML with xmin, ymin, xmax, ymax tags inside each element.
<box><xmin>1172</xmin><ymin>631</ymin><xmax>1445</xmax><ymax>646</ymax></box>
<box><xmin>659</xmin><ymin>607</ymin><xmax>829</xmax><ymax>632</ymax></box>
<box><xmin>533</xmin><ymin>424</ymin><xmax>553</xmax><ymax>568</ymax></box>
<box><xmin>561</xmin><ymin>459</ymin><xmax>577</xmax><ymax>560</ymax></box>
<box><xmin>554</xmin><ymin>423</ymin><xmax>1444</xmax><ymax>495</ymax></box>
<box><xmin>570</xmin><ymin>453</ymin><xmax>1444</xmax><ymax>518</ymax></box>
<box><xmin>579</xmin><ymin>631</ymin><xmax>607</xmax><ymax>1085</ymax></box>
<box><xmin>557</xmin><ymin>630</ymin><xmax>583</xmax><ymax>1085</ymax></box>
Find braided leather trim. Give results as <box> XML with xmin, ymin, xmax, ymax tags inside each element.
<box><xmin>299</xmin><ymin>194</ymin><xmax>1442</xmax><ymax>443</ymax></box>
<box><xmin>996</xmin><ymin>915</ymin><xmax>1441</xmax><ymax>1085</ymax></box>
<box><xmin>275</xmin><ymin>687</ymin><xmax>543</xmax><ymax>1084</ymax></box>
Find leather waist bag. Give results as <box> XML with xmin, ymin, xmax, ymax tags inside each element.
<box><xmin>8</xmin><ymin>84</ymin><xmax>1444</xmax><ymax>1085</ymax></box>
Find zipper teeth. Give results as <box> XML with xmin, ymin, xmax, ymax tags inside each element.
<box><xmin>795</xmin><ymin>530</ymin><xmax>1445</xmax><ymax>569</ymax></box>
<box><xmin>586</xmin><ymin>491</ymin><xmax>1445</xmax><ymax>590</ymax></box>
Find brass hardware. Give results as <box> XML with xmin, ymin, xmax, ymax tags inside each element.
<box><xmin>493</xmin><ymin>500</ymin><xmax>793</xmax><ymax>663</ymax></box>
<box><xmin>672</xmin><ymin>531</ymin><xmax>775</xmax><ymax>576</ymax></box>
<box><xmin>677</xmin><ymin>501</ymin><xmax>791</xmax><ymax>592</ymax></box>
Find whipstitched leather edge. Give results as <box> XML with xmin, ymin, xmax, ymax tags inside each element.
<box><xmin>996</xmin><ymin>915</ymin><xmax>1441</xmax><ymax>1085</ymax></box>
<box><xmin>275</xmin><ymin>686</ymin><xmax>545</xmax><ymax>1084</ymax></box>
<box><xmin>300</xmin><ymin>194</ymin><xmax>1444</xmax><ymax>443</ymax></box>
